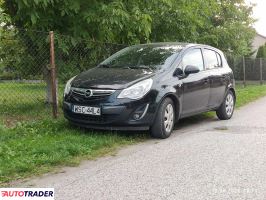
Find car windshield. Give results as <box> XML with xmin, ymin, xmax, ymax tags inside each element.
<box><xmin>100</xmin><ymin>45</ymin><xmax>183</xmax><ymax>70</ymax></box>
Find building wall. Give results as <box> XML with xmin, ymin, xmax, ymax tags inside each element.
<box><xmin>252</xmin><ymin>33</ymin><xmax>266</xmax><ymax>57</ymax></box>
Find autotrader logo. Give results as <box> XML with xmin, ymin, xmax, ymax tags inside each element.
<box><xmin>0</xmin><ymin>188</ymin><xmax>54</xmax><ymax>200</ymax></box>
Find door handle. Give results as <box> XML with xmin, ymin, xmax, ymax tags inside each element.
<box><xmin>203</xmin><ymin>79</ymin><xmax>209</xmax><ymax>84</ymax></box>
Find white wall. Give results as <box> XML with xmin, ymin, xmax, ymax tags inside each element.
<box><xmin>252</xmin><ymin>33</ymin><xmax>266</xmax><ymax>57</ymax></box>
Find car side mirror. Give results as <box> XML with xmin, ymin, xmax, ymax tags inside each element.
<box><xmin>184</xmin><ymin>65</ymin><xmax>200</xmax><ymax>75</ymax></box>
<box><xmin>173</xmin><ymin>68</ymin><xmax>184</xmax><ymax>77</ymax></box>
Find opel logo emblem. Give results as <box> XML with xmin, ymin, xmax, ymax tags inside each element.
<box><xmin>84</xmin><ymin>89</ymin><xmax>92</xmax><ymax>98</ymax></box>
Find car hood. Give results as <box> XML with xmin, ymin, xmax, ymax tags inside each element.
<box><xmin>71</xmin><ymin>67</ymin><xmax>155</xmax><ymax>89</ymax></box>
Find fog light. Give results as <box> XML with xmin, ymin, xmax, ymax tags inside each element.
<box><xmin>131</xmin><ymin>104</ymin><xmax>149</xmax><ymax>121</ymax></box>
<box><xmin>133</xmin><ymin>113</ymin><xmax>141</xmax><ymax>120</ymax></box>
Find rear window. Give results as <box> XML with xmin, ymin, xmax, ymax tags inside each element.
<box><xmin>203</xmin><ymin>49</ymin><xmax>219</xmax><ymax>70</ymax></box>
<box><xmin>216</xmin><ymin>52</ymin><xmax>222</xmax><ymax>67</ymax></box>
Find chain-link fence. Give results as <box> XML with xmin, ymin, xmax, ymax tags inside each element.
<box><xmin>228</xmin><ymin>57</ymin><xmax>266</xmax><ymax>85</ymax></box>
<box><xmin>0</xmin><ymin>29</ymin><xmax>265</xmax><ymax>125</ymax></box>
<box><xmin>0</xmin><ymin>29</ymin><xmax>126</xmax><ymax>125</ymax></box>
<box><xmin>0</xmin><ymin>30</ymin><xmax>50</xmax><ymax>125</ymax></box>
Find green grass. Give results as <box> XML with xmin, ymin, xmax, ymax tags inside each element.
<box><xmin>235</xmin><ymin>84</ymin><xmax>266</xmax><ymax>108</ymax></box>
<box><xmin>0</xmin><ymin>82</ymin><xmax>63</xmax><ymax>126</ymax></box>
<box><xmin>0</xmin><ymin>82</ymin><xmax>49</xmax><ymax>124</ymax></box>
<box><xmin>0</xmin><ymin>83</ymin><xmax>266</xmax><ymax>185</ymax></box>
<box><xmin>0</xmin><ymin>119</ymin><xmax>146</xmax><ymax>185</ymax></box>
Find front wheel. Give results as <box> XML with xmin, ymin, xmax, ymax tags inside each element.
<box><xmin>216</xmin><ymin>90</ymin><xmax>235</xmax><ymax>120</ymax></box>
<box><xmin>150</xmin><ymin>98</ymin><xmax>175</xmax><ymax>139</ymax></box>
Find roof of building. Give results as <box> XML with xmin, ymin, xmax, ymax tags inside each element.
<box><xmin>256</xmin><ymin>32</ymin><xmax>266</xmax><ymax>39</ymax></box>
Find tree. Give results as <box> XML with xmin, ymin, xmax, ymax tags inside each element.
<box><xmin>148</xmin><ymin>0</ymin><xmax>255</xmax><ymax>56</ymax></box>
<box><xmin>2</xmin><ymin>0</ymin><xmax>255</xmax><ymax>56</ymax></box>
<box><xmin>2</xmin><ymin>0</ymin><xmax>152</xmax><ymax>44</ymax></box>
<box><xmin>0</xmin><ymin>0</ymin><xmax>19</xmax><ymax>79</ymax></box>
<box><xmin>0</xmin><ymin>0</ymin><xmax>256</xmax><ymax>82</ymax></box>
<box><xmin>256</xmin><ymin>44</ymin><xmax>266</xmax><ymax>58</ymax></box>
<box><xmin>1</xmin><ymin>0</ymin><xmax>153</xmax><ymax>82</ymax></box>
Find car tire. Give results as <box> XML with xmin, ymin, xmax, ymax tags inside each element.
<box><xmin>216</xmin><ymin>90</ymin><xmax>235</xmax><ymax>120</ymax></box>
<box><xmin>150</xmin><ymin>98</ymin><xmax>175</xmax><ymax>139</ymax></box>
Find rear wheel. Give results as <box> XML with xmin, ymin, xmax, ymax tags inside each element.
<box><xmin>216</xmin><ymin>90</ymin><xmax>235</xmax><ymax>120</ymax></box>
<box><xmin>150</xmin><ymin>98</ymin><xmax>175</xmax><ymax>139</ymax></box>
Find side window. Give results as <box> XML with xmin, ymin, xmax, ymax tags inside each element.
<box><xmin>182</xmin><ymin>48</ymin><xmax>204</xmax><ymax>71</ymax></box>
<box><xmin>204</xmin><ymin>49</ymin><xmax>219</xmax><ymax>69</ymax></box>
<box><xmin>216</xmin><ymin>52</ymin><xmax>222</xmax><ymax>67</ymax></box>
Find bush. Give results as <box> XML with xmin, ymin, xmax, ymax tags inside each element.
<box><xmin>0</xmin><ymin>71</ymin><xmax>17</xmax><ymax>80</ymax></box>
<box><xmin>256</xmin><ymin>44</ymin><xmax>266</xmax><ymax>58</ymax></box>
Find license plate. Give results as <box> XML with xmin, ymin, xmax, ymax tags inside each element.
<box><xmin>72</xmin><ymin>105</ymin><xmax>101</xmax><ymax>116</ymax></box>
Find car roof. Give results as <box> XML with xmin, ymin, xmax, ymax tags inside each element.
<box><xmin>132</xmin><ymin>42</ymin><xmax>221</xmax><ymax>53</ymax></box>
<box><xmin>133</xmin><ymin>42</ymin><xmax>193</xmax><ymax>48</ymax></box>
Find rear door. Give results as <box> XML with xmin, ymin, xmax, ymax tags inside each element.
<box><xmin>181</xmin><ymin>48</ymin><xmax>210</xmax><ymax>116</ymax></box>
<box><xmin>203</xmin><ymin>49</ymin><xmax>226</xmax><ymax>108</ymax></box>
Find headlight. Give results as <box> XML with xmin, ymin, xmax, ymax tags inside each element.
<box><xmin>64</xmin><ymin>76</ymin><xmax>76</xmax><ymax>97</ymax></box>
<box><xmin>117</xmin><ymin>78</ymin><xmax>153</xmax><ymax>100</ymax></box>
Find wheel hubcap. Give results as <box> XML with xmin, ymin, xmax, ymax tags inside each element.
<box><xmin>225</xmin><ymin>93</ymin><xmax>234</xmax><ymax>116</ymax></box>
<box><xmin>164</xmin><ymin>104</ymin><xmax>174</xmax><ymax>132</ymax></box>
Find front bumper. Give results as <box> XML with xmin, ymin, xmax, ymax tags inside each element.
<box><xmin>63</xmin><ymin>101</ymin><xmax>154</xmax><ymax>131</ymax></box>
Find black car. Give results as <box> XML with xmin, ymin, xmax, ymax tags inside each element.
<box><xmin>63</xmin><ymin>43</ymin><xmax>236</xmax><ymax>139</ymax></box>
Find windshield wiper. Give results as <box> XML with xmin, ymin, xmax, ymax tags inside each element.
<box><xmin>139</xmin><ymin>66</ymin><xmax>153</xmax><ymax>70</ymax></box>
<box><xmin>127</xmin><ymin>66</ymin><xmax>154</xmax><ymax>70</ymax></box>
<box><xmin>100</xmin><ymin>64</ymin><xmax>154</xmax><ymax>70</ymax></box>
<box><xmin>121</xmin><ymin>66</ymin><xmax>132</xmax><ymax>70</ymax></box>
<box><xmin>99</xmin><ymin>64</ymin><xmax>111</xmax><ymax>68</ymax></box>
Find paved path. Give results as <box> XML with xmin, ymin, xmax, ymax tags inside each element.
<box><xmin>15</xmin><ymin>97</ymin><xmax>266</xmax><ymax>200</ymax></box>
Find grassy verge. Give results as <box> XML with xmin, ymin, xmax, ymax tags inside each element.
<box><xmin>0</xmin><ymin>84</ymin><xmax>266</xmax><ymax>185</ymax></box>
<box><xmin>0</xmin><ymin>82</ymin><xmax>64</xmax><ymax>126</ymax></box>
<box><xmin>0</xmin><ymin>119</ymin><xmax>146</xmax><ymax>185</ymax></box>
<box><xmin>235</xmin><ymin>84</ymin><xmax>266</xmax><ymax>108</ymax></box>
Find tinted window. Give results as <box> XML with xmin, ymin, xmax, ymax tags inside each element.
<box><xmin>100</xmin><ymin>45</ymin><xmax>184</xmax><ymax>70</ymax></box>
<box><xmin>182</xmin><ymin>49</ymin><xmax>204</xmax><ymax>71</ymax></box>
<box><xmin>216</xmin><ymin>52</ymin><xmax>222</xmax><ymax>67</ymax></box>
<box><xmin>204</xmin><ymin>49</ymin><xmax>219</xmax><ymax>69</ymax></box>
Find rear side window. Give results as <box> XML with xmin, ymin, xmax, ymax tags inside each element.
<box><xmin>182</xmin><ymin>48</ymin><xmax>204</xmax><ymax>71</ymax></box>
<box><xmin>216</xmin><ymin>52</ymin><xmax>222</xmax><ymax>67</ymax></box>
<box><xmin>203</xmin><ymin>49</ymin><xmax>219</xmax><ymax>70</ymax></box>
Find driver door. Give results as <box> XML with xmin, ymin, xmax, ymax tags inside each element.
<box><xmin>180</xmin><ymin>48</ymin><xmax>210</xmax><ymax>116</ymax></box>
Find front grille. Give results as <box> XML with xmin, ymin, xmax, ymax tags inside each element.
<box><xmin>70</xmin><ymin>87</ymin><xmax>115</xmax><ymax>102</ymax></box>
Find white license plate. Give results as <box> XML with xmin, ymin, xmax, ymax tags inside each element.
<box><xmin>72</xmin><ymin>105</ymin><xmax>101</xmax><ymax>116</ymax></box>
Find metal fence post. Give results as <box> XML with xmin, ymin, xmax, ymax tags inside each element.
<box><xmin>260</xmin><ymin>58</ymin><xmax>263</xmax><ymax>85</ymax></box>
<box><xmin>243</xmin><ymin>56</ymin><xmax>246</xmax><ymax>87</ymax></box>
<box><xmin>49</xmin><ymin>31</ymin><xmax>58</xmax><ymax>118</ymax></box>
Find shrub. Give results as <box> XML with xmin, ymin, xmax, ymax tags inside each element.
<box><xmin>256</xmin><ymin>43</ymin><xmax>266</xmax><ymax>58</ymax></box>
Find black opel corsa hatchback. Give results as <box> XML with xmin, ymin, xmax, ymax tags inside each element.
<box><xmin>63</xmin><ymin>43</ymin><xmax>236</xmax><ymax>139</ymax></box>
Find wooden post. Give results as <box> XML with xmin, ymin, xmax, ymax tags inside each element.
<box><xmin>260</xmin><ymin>58</ymin><xmax>263</xmax><ymax>85</ymax></box>
<box><xmin>243</xmin><ymin>56</ymin><xmax>246</xmax><ymax>87</ymax></box>
<box><xmin>49</xmin><ymin>31</ymin><xmax>58</xmax><ymax>118</ymax></box>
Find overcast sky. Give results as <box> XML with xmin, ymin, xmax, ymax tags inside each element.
<box><xmin>246</xmin><ymin>0</ymin><xmax>266</xmax><ymax>36</ymax></box>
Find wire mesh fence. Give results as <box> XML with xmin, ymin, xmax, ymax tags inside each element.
<box><xmin>54</xmin><ymin>33</ymin><xmax>126</xmax><ymax>83</ymax></box>
<box><xmin>228</xmin><ymin>57</ymin><xmax>266</xmax><ymax>85</ymax></box>
<box><xmin>0</xmin><ymin>29</ymin><xmax>266</xmax><ymax>125</ymax></box>
<box><xmin>0</xmin><ymin>29</ymin><xmax>51</xmax><ymax>125</ymax></box>
<box><xmin>0</xmin><ymin>29</ymin><xmax>126</xmax><ymax>125</ymax></box>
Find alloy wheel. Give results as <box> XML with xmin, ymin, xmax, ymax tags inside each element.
<box><xmin>164</xmin><ymin>104</ymin><xmax>174</xmax><ymax>132</ymax></box>
<box><xmin>225</xmin><ymin>93</ymin><xmax>234</xmax><ymax>116</ymax></box>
